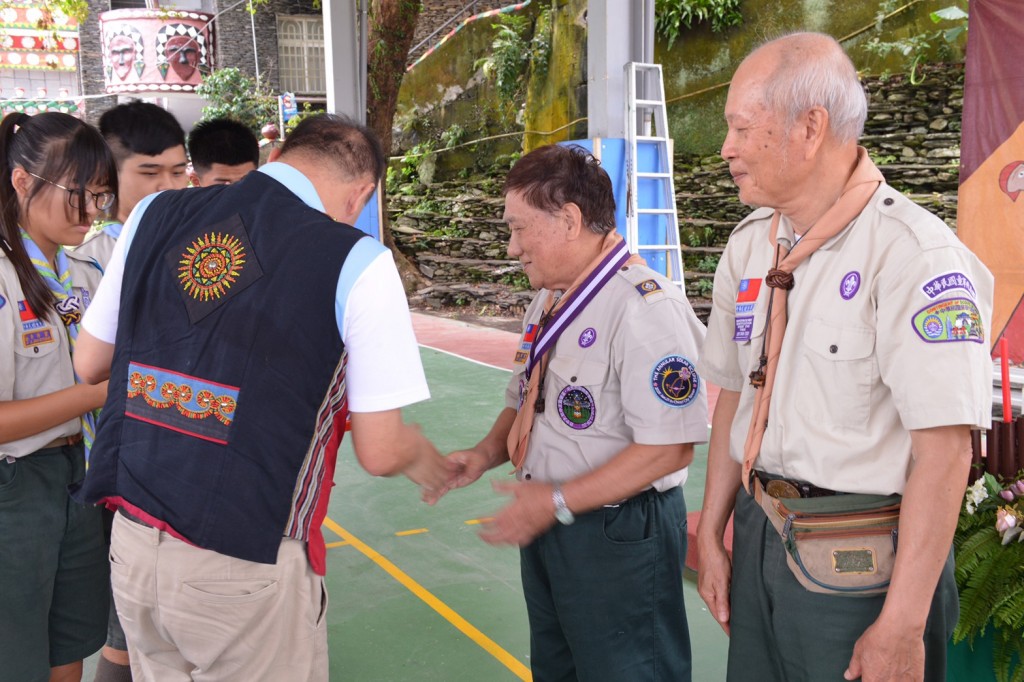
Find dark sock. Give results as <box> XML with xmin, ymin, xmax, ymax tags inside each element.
<box><xmin>93</xmin><ymin>655</ymin><xmax>133</xmax><ymax>682</ymax></box>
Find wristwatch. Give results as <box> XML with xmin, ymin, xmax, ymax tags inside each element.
<box><xmin>552</xmin><ymin>486</ymin><xmax>575</xmax><ymax>525</ymax></box>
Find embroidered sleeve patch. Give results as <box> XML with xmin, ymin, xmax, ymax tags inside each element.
<box><xmin>651</xmin><ymin>355</ymin><xmax>699</xmax><ymax>407</ymax></box>
<box><xmin>165</xmin><ymin>214</ymin><xmax>264</xmax><ymax>325</ymax></box>
<box><xmin>921</xmin><ymin>272</ymin><xmax>976</xmax><ymax>300</ymax></box>
<box><xmin>125</xmin><ymin>361</ymin><xmax>239</xmax><ymax>444</ymax></box>
<box><xmin>912</xmin><ymin>298</ymin><xmax>984</xmax><ymax>343</ymax></box>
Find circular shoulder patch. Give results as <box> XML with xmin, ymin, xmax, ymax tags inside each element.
<box><xmin>651</xmin><ymin>355</ymin><xmax>699</xmax><ymax>407</ymax></box>
<box><xmin>557</xmin><ymin>386</ymin><xmax>595</xmax><ymax>430</ymax></box>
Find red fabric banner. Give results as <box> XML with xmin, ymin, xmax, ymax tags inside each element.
<box><xmin>958</xmin><ymin>0</ymin><xmax>1024</xmax><ymax>361</ymax></box>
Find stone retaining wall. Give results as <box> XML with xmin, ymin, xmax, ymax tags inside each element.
<box><xmin>394</xmin><ymin>64</ymin><xmax>966</xmax><ymax>321</ymax></box>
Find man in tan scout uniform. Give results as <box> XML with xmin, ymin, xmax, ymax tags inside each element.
<box><xmin>696</xmin><ymin>33</ymin><xmax>993</xmax><ymax>681</ymax></box>
<box><xmin>431</xmin><ymin>144</ymin><xmax>708</xmax><ymax>681</ymax></box>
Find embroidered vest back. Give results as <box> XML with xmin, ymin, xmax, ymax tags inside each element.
<box><xmin>77</xmin><ymin>171</ymin><xmax>363</xmax><ymax>570</ymax></box>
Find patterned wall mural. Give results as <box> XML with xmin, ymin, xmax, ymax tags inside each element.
<box><xmin>100</xmin><ymin>9</ymin><xmax>214</xmax><ymax>94</ymax></box>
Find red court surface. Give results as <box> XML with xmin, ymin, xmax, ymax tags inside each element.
<box><xmin>411</xmin><ymin>311</ymin><xmax>732</xmax><ymax>572</ymax></box>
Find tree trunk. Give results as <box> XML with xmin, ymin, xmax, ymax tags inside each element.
<box><xmin>366</xmin><ymin>0</ymin><xmax>425</xmax><ymax>293</ymax></box>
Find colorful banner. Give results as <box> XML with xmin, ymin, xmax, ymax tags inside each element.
<box><xmin>958</xmin><ymin>0</ymin><xmax>1024</xmax><ymax>362</ymax></box>
<box><xmin>0</xmin><ymin>4</ymin><xmax>78</xmax><ymax>71</ymax></box>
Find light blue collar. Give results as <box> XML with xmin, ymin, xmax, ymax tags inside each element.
<box><xmin>258</xmin><ymin>162</ymin><xmax>325</xmax><ymax>212</ymax></box>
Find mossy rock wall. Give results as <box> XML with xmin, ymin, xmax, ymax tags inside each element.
<box><xmin>662</xmin><ymin>0</ymin><xmax>966</xmax><ymax>155</ymax></box>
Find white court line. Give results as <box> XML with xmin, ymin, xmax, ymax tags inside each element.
<box><xmin>419</xmin><ymin>343</ymin><xmax>513</xmax><ymax>373</ymax></box>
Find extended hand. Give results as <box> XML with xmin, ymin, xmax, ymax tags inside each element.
<box><xmin>844</xmin><ymin>619</ymin><xmax>924</xmax><ymax>681</ymax></box>
<box><xmin>422</xmin><ymin>449</ymin><xmax>492</xmax><ymax>505</ymax></box>
<box><xmin>696</xmin><ymin>535</ymin><xmax>733</xmax><ymax>635</ymax></box>
<box><xmin>478</xmin><ymin>480</ymin><xmax>556</xmax><ymax>546</ymax></box>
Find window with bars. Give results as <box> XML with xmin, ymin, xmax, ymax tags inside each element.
<box><xmin>277</xmin><ymin>15</ymin><xmax>325</xmax><ymax>95</ymax></box>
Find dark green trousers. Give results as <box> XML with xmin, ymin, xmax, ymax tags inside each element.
<box><xmin>727</xmin><ymin>487</ymin><xmax>958</xmax><ymax>682</ymax></box>
<box><xmin>520</xmin><ymin>487</ymin><xmax>691</xmax><ymax>682</ymax></box>
<box><xmin>0</xmin><ymin>444</ymin><xmax>108</xmax><ymax>682</ymax></box>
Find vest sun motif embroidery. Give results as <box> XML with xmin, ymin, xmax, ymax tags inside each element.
<box><xmin>177</xmin><ymin>231</ymin><xmax>247</xmax><ymax>301</ymax></box>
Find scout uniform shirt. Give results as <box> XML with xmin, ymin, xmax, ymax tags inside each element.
<box><xmin>507</xmin><ymin>263</ymin><xmax>708</xmax><ymax>490</ymax></box>
<box><xmin>72</xmin><ymin>224</ymin><xmax>117</xmax><ymax>270</ymax></box>
<box><xmin>699</xmin><ymin>185</ymin><xmax>994</xmax><ymax>495</ymax></box>
<box><xmin>0</xmin><ymin>247</ymin><xmax>102</xmax><ymax>458</ymax></box>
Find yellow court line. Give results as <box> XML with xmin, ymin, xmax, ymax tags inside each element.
<box><xmin>325</xmin><ymin>541</ymin><xmax>350</xmax><ymax>548</ymax></box>
<box><xmin>464</xmin><ymin>517</ymin><xmax>494</xmax><ymax>526</ymax></box>
<box><xmin>395</xmin><ymin>528</ymin><xmax>429</xmax><ymax>537</ymax></box>
<box><xmin>322</xmin><ymin>516</ymin><xmax>531</xmax><ymax>681</ymax></box>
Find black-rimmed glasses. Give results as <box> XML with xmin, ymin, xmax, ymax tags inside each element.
<box><xmin>27</xmin><ymin>171</ymin><xmax>115</xmax><ymax>212</ymax></box>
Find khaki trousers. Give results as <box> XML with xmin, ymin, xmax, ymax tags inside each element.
<box><xmin>110</xmin><ymin>513</ymin><xmax>329</xmax><ymax>682</ymax></box>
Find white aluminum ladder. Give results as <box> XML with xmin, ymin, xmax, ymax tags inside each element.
<box><xmin>624</xmin><ymin>62</ymin><xmax>685</xmax><ymax>290</ymax></box>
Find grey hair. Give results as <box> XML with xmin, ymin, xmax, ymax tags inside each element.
<box><xmin>757</xmin><ymin>32</ymin><xmax>867</xmax><ymax>144</ymax></box>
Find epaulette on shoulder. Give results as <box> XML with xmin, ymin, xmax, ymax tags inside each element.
<box><xmin>617</xmin><ymin>265</ymin><xmax>674</xmax><ymax>303</ymax></box>
<box><xmin>874</xmin><ymin>185</ymin><xmax>955</xmax><ymax>252</ymax></box>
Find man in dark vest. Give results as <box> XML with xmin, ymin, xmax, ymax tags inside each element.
<box><xmin>72</xmin><ymin>114</ymin><xmax>451</xmax><ymax>681</ymax></box>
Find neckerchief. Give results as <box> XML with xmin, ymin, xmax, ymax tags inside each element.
<box><xmin>507</xmin><ymin>231</ymin><xmax>643</xmax><ymax>469</ymax></box>
<box><xmin>20</xmin><ymin>230</ymin><xmax>96</xmax><ymax>460</ymax></box>
<box><xmin>740</xmin><ymin>147</ymin><xmax>884</xmax><ymax>491</ymax></box>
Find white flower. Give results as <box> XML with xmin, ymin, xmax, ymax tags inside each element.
<box><xmin>965</xmin><ymin>478</ymin><xmax>989</xmax><ymax>515</ymax></box>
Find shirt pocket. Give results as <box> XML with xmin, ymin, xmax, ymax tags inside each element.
<box><xmin>545</xmin><ymin>356</ymin><xmax>609</xmax><ymax>431</ymax></box>
<box><xmin>795</xmin><ymin>319</ymin><xmax>877</xmax><ymax>430</ymax></box>
<box><xmin>13</xmin><ymin>322</ymin><xmax>61</xmax><ymax>360</ymax></box>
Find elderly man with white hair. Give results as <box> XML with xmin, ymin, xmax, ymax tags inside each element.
<box><xmin>696</xmin><ymin>33</ymin><xmax>993</xmax><ymax>682</ymax></box>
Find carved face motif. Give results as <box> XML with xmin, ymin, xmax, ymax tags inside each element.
<box><xmin>108</xmin><ymin>34</ymin><xmax>136</xmax><ymax>80</ymax></box>
<box><xmin>165</xmin><ymin>35</ymin><xmax>199</xmax><ymax>79</ymax></box>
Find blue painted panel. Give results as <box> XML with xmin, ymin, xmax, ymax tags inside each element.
<box><xmin>354</xmin><ymin>192</ymin><xmax>380</xmax><ymax>239</ymax></box>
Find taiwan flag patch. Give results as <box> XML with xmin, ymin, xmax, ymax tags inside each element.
<box><xmin>736</xmin><ymin>278</ymin><xmax>761</xmax><ymax>303</ymax></box>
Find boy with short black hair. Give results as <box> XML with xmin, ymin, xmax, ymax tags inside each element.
<box><xmin>76</xmin><ymin>100</ymin><xmax>189</xmax><ymax>267</ymax></box>
<box><xmin>187</xmin><ymin>117</ymin><xmax>259</xmax><ymax>186</ymax></box>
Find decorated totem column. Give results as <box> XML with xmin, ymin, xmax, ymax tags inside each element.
<box><xmin>99</xmin><ymin>8</ymin><xmax>215</xmax><ymax>95</ymax></box>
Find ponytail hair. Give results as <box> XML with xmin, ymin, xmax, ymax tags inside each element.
<box><xmin>0</xmin><ymin>112</ymin><xmax>117</xmax><ymax>321</ymax></box>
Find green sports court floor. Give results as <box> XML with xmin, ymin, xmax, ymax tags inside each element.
<box><xmin>87</xmin><ymin>317</ymin><xmax>729</xmax><ymax>681</ymax></box>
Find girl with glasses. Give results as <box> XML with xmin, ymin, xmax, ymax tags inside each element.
<box><xmin>0</xmin><ymin>111</ymin><xmax>119</xmax><ymax>682</ymax></box>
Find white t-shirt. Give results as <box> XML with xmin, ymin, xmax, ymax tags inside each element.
<box><xmin>82</xmin><ymin>162</ymin><xmax>429</xmax><ymax>413</ymax></box>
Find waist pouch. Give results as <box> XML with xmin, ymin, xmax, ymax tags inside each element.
<box><xmin>753</xmin><ymin>478</ymin><xmax>901</xmax><ymax>596</ymax></box>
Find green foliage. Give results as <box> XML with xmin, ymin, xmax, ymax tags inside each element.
<box><xmin>196</xmin><ymin>68</ymin><xmax>278</xmax><ymax>137</ymax></box>
<box><xmin>475</xmin><ymin>15</ymin><xmax>532</xmax><ymax>101</ymax></box>
<box><xmin>863</xmin><ymin>1</ymin><xmax>968</xmax><ymax>82</ymax></box>
<box><xmin>474</xmin><ymin>10</ymin><xmax>552</xmax><ymax>106</ymax></box>
<box><xmin>499</xmin><ymin>269</ymin><xmax>531</xmax><ymax>290</ymax></box>
<box><xmin>386</xmin><ymin>141</ymin><xmax>436</xmax><ymax>195</ymax></box>
<box><xmin>954</xmin><ymin>473</ymin><xmax>1024</xmax><ymax>681</ymax></box>
<box><xmin>439</xmin><ymin>124</ymin><xmax>467</xmax><ymax>150</ymax></box>
<box><xmin>285</xmin><ymin>101</ymin><xmax>320</xmax><ymax>134</ymax></box>
<box><xmin>692</xmin><ymin>277</ymin><xmax>714</xmax><ymax>297</ymax></box>
<box><xmin>654</xmin><ymin>0</ymin><xmax>742</xmax><ymax>49</ymax></box>
<box><xmin>686</xmin><ymin>225</ymin><xmax>716</xmax><ymax>248</ymax></box>
<box><xmin>696</xmin><ymin>254</ymin><xmax>720</xmax><ymax>272</ymax></box>
<box><xmin>530</xmin><ymin>8</ymin><xmax>553</xmax><ymax>80</ymax></box>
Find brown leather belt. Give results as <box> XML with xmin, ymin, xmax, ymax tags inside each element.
<box><xmin>45</xmin><ymin>433</ymin><xmax>84</xmax><ymax>448</ymax></box>
<box><xmin>753</xmin><ymin>470</ymin><xmax>840</xmax><ymax>499</ymax></box>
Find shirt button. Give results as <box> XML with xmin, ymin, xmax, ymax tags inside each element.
<box><xmin>620</xmin><ymin>266</ymin><xmax>629</xmax><ymax>271</ymax></box>
<box><xmin>524</xmin><ymin>473</ymin><xmax>532</xmax><ymax>480</ymax></box>
<box><xmin>829</xmin><ymin>344</ymin><xmax>838</xmax><ymax>354</ymax></box>
<box><xmin>883</xmin><ymin>198</ymin><xmax>894</xmax><ymax>206</ymax></box>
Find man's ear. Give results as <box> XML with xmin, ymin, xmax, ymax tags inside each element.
<box><xmin>267</xmin><ymin>147</ymin><xmax>283</xmax><ymax>163</ymax></box>
<box><xmin>802</xmin><ymin>105</ymin><xmax>830</xmax><ymax>159</ymax></box>
<box><xmin>188</xmin><ymin>170</ymin><xmax>202</xmax><ymax>187</ymax></box>
<box><xmin>562</xmin><ymin>202</ymin><xmax>584</xmax><ymax>240</ymax></box>
<box><xmin>342</xmin><ymin>181</ymin><xmax>377</xmax><ymax>222</ymax></box>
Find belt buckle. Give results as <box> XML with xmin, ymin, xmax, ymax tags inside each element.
<box><xmin>765</xmin><ymin>479</ymin><xmax>801</xmax><ymax>499</ymax></box>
